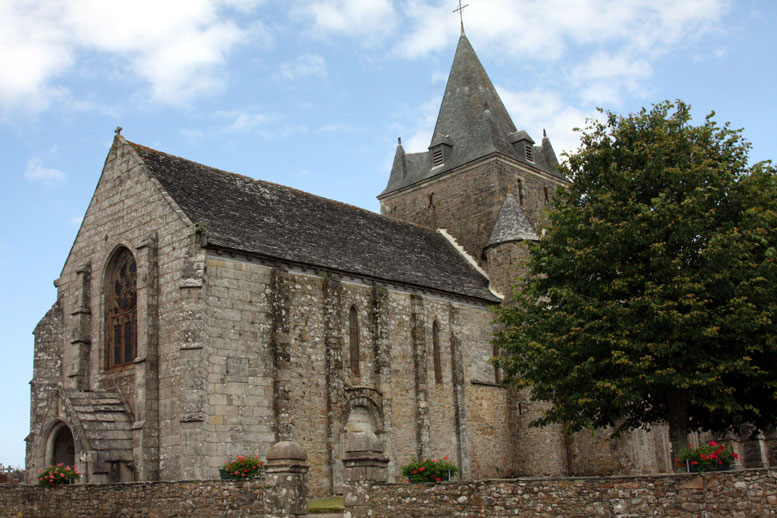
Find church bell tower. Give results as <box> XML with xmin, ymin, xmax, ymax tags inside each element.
<box><xmin>378</xmin><ymin>31</ymin><xmax>570</xmax><ymax>297</ymax></box>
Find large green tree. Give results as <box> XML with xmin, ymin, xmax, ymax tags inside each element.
<box><xmin>494</xmin><ymin>100</ymin><xmax>777</xmax><ymax>459</ymax></box>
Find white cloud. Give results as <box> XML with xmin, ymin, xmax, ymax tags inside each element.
<box><xmin>398</xmin><ymin>0</ymin><xmax>727</xmax><ymax>106</ymax></box>
<box><xmin>24</xmin><ymin>158</ymin><xmax>66</xmax><ymax>185</ymax></box>
<box><xmin>302</xmin><ymin>0</ymin><xmax>397</xmax><ymax>42</ymax></box>
<box><xmin>401</xmin><ymin>94</ymin><xmax>443</xmax><ymax>153</ymax></box>
<box><xmin>213</xmin><ymin>109</ymin><xmax>307</xmax><ymax>138</ymax></box>
<box><xmin>571</xmin><ymin>52</ymin><xmax>653</xmax><ymax>105</ymax></box>
<box><xmin>0</xmin><ymin>0</ymin><xmax>265</xmax><ymax>111</ymax></box>
<box><xmin>498</xmin><ymin>87</ymin><xmax>597</xmax><ymax>157</ymax></box>
<box><xmin>215</xmin><ymin>109</ymin><xmax>280</xmax><ymax>132</ymax></box>
<box><xmin>278</xmin><ymin>53</ymin><xmax>327</xmax><ymax>80</ymax></box>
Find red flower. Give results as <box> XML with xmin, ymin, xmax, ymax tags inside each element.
<box><xmin>419</xmin><ymin>467</ymin><xmax>424</xmax><ymax>472</ymax></box>
<box><xmin>733</xmin><ymin>453</ymin><xmax>739</xmax><ymax>459</ymax></box>
<box><xmin>443</xmin><ymin>456</ymin><xmax>448</xmax><ymax>460</ymax></box>
<box><xmin>436</xmin><ymin>478</ymin><xmax>441</xmax><ymax>482</ymax></box>
<box><xmin>691</xmin><ymin>461</ymin><xmax>698</xmax><ymax>465</ymax></box>
<box><xmin>412</xmin><ymin>470</ymin><xmax>417</xmax><ymax>474</ymax></box>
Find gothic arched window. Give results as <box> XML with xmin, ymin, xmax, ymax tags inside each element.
<box><xmin>432</xmin><ymin>320</ymin><xmax>442</xmax><ymax>383</ymax></box>
<box><xmin>349</xmin><ymin>306</ymin><xmax>360</xmax><ymax>376</ymax></box>
<box><xmin>105</xmin><ymin>247</ymin><xmax>137</xmax><ymax>369</ymax></box>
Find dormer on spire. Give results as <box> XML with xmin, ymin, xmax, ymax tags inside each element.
<box><xmin>429</xmin><ymin>134</ymin><xmax>453</xmax><ymax>168</ymax></box>
<box><xmin>510</xmin><ymin>130</ymin><xmax>535</xmax><ymax>163</ymax></box>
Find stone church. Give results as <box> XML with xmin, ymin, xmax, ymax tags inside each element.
<box><xmin>27</xmin><ymin>32</ymin><xmax>683</xmax><ymax>495</ymax></box>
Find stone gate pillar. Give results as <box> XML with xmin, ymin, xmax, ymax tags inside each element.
<box><xmin>264</xmin><ymin>441</ymin><xmax>309</xmax><ymax>517</ymax></box>
<box><xmin>343</xmin><ymin>432</ymin><xmax>389</xmax><ymax>518</ymax></box>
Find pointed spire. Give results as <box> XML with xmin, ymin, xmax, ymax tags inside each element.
<box><xmin>429</xmin><ymin>33</ymin><xmax>518</xmax><ymax>172</ymax></box>
<box><xmin>391</xmin><ymin>137</ymin><xmax>407</xmax><ymax>180</ymax></box>
<box><xmin>486</xmin><ymin>194</ymin><xmax>539</xmax><ymax>248</ymax></box>
<box><xmin>541</xmin><ymin>130</ymin><xmax>560</xmax><ymax>169</ymax></box>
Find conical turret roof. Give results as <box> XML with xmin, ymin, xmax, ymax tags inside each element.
<box><xmin>486</xmin><ymin>194</ymin><xmax>538</xmax><ymax>248</ymax></box>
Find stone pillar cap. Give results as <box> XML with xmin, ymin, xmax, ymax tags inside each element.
<box><xmin>267</xmin><ymin>440</ymin><xmax>307</xmax><ymax>462</ymax></box>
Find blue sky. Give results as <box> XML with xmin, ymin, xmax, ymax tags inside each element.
<box><xmin>1</xmin><ymin>0</ymin><xmax>775</xmax><ymax>469</ymax></box>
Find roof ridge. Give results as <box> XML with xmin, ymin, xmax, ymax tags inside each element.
<box><xmin>128</xmin><ymin>141</ymin><xmax>445</xmax><ymax>236</ymax></box>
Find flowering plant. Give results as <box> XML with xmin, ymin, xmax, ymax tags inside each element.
<box><xmin>221</xmin><ymin>455</ymin><xmax>264</xmax><ymax>479</ymax></box>
<box><xmin>675</xmin><ymin>441</ymin><xmax>737</xmax><ymax>473</ymax></box>
<box><xmin>401</xmin><ymin>456</ymin><xmax>459</xmax><ymax>483</ymax></box>
<box><xmin>38</xmin><ymin>464</ymin><xmax>80</xmax><ymax>487</ymax></box>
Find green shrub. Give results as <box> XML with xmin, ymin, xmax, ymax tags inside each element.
<box><xmin>38</xmin><ymin>464</ymin><xmax>80</xmax><ymax>487</ymax></box>
<box><xmin>221</xmin><ymin>455</ymin><xmax>264</xmax><ymax>479</ymax></box>
<box><xmin>675</xmin><ymin>441</ymin><xmax>737</xmax><ymax>473</ymax></box>
<box><xmin>401</xmin><ymin>456</ymin><xmax>458</xmax><ymax>483</ymax></box>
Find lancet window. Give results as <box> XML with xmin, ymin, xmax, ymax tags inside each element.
<box><xmin>432</xmin><ymin>320</ymin><xmax>442</xmax><ymax>383</ymax></box>
<box><xmin>105</xmin><ymin>247</ymin><xmax>137</xmax><ymax>368</ymax></box>
<box><xmin>349</xmin><ymin>306</ymin><xmax>360</xmax><ymax>376</ymax></box>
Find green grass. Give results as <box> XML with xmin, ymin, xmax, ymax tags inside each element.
<box><xmin>308</xmin><ymin>496</ymin><xmax>344</xmax><ymax>514</ymax></box>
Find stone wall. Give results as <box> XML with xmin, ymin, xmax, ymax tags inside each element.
<box><xmin>200</xmin><ymin>254</ymin><xmax>500</xmax><ymax>497</ymax></box>
<box><xmin>380</xmin><ymin>156</ymin><xmax>565</xmax><ymax>266</ymax></box>
<box><xmin>350</xmin><ymin>469</ymin><xmax>777</xmax><ymax>518</ymax></box>
<box><xmin>0</xmin><ymin>480</ymin><xmax>268</xmax><ymax>518</ymax></box>
<box><xmin>26</xmin><ymin>136</ymin><xmax>197</xmax><ymax>483</ymax></box>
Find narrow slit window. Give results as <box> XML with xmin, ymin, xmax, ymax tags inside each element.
<box><xmin>432</xmin><ymin>321</ymin><xmax>442</xmax><ymax>384</ymax></box>
<box><xmin>349</xmin><ymin>306</ymin><xmax>360</xmax><ymax>376</ymax></box>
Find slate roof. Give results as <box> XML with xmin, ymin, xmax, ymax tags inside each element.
<box><xmin>381</xmin><ymin>33</ymin><xmax>566</xmax><ymax>197</ymax></box>
<box><xmin>129</xmin><ymin>141</ymin><xmax>499</xmax><ymax>303</ymax></box>
<box><xmin>486</xmin><ymin>194</ymin><xmax>539</xmax><ymax>248</ymax></box>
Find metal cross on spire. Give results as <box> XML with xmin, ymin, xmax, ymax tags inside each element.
<box><xmin>453</xmin><ymin>0</ymin><xmax>469</xmax><ymax>34</ymax></box>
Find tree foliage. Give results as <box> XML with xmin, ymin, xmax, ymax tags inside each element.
<box><xmin>493</xmin><ymin>100</ymin><xmax>777</xmax><ymax>456</ymax></box>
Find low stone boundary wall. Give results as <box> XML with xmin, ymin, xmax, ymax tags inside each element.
<box><xmin>2</xmin><ymin>440</ymin><xmax>309</xmax><ymax>518</ymax></box>
<box><xmin>348</xmin><ymin>469</ymin><xmax>777</xmax><ymax>517</ymax></box>
<box><xmin>1</xmin><ymin>479</ymin><xmax>266</xmax><ymax>518</ymax></box>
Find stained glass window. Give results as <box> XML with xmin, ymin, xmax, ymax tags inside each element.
<box><xmin>106</xmin><ymin>248</ymin><xmax>137</xmax><ymax>368</ymax></box>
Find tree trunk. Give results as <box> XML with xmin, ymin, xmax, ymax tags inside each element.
<box><xmin>667</xmin><ymin>390</ymin><xmax>690</xmax><ymax>469</ymax></box>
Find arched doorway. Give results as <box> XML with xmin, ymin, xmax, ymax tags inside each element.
<box><xmin>51</xmin><ymin>424</ymin><xmax>76</xmax><ymax>467</ymax></box>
